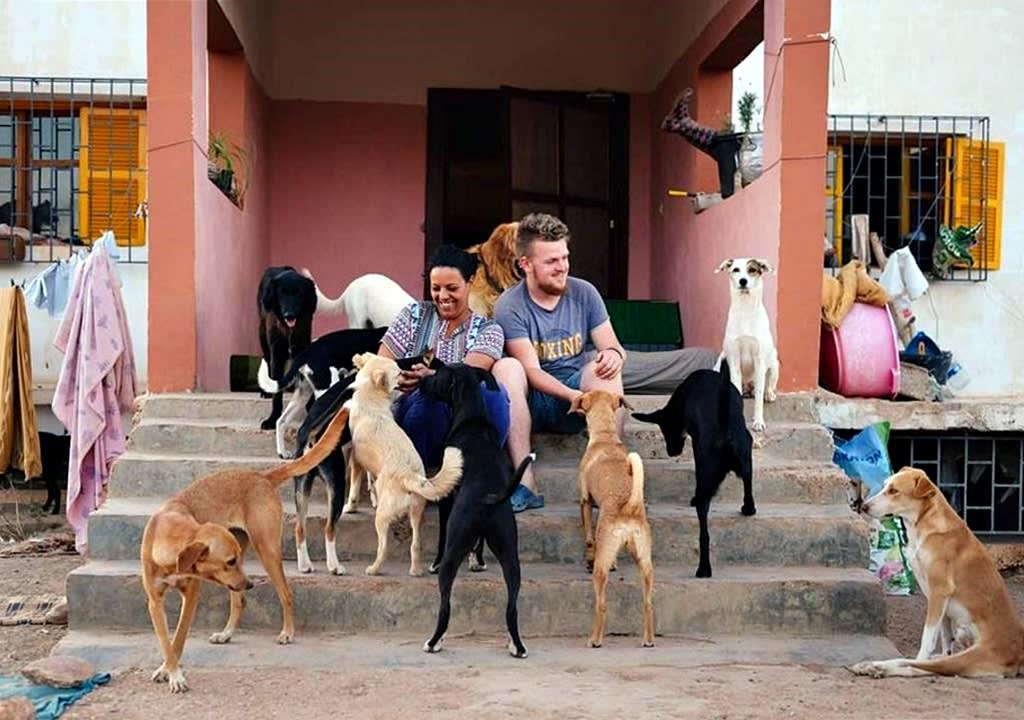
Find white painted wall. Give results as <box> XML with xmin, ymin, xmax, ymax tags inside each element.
<box><xmin>0</xmin><ymin>0</ymin><xmax>147</xmax><ymax>433</ymax></box>
<box><xmin>827</xmin><ymin>0</ymin><xmax>1024</xmax><ymax>396</ymax></box>
<box><xmin>0</xmin><ymin>0</ymin><xmax>146</xmax><ymax>78</ymax></box>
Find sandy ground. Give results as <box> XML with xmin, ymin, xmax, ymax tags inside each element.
<box><xmin>1</xmin><ymin>552</ymin><xmax>1023</xmax><ymax>719</ymax></box>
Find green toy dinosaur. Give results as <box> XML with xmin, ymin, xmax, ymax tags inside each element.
<box><xmin>932</xmin><ymin>221</ymin><xmax>983</xmax><ymax>278</ymax></box>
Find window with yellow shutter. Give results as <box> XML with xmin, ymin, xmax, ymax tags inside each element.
<box><xmin>0</xmin><ymin>76</ymin><xmax>147</xmax><ymax>264</ymax></box>
<box><xmin>825</xmin><ymin>114</ymin><xmax>995</xmax><ymax>281</ymax></box>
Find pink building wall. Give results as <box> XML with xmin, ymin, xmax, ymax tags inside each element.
<box><xmin>267</xmin><ymin>101</ymin><xmax>428</xmax><ymax>337</ymax></box>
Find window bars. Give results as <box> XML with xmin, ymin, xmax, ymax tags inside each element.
<box><xmin>0</xmin><ymin>76</ymin><xmax>148</xmax><ymax>264</ymax></box>
<box><xmin>888</xmin><ymin>433</ymin><xmax>1024</xmax><ymax>537</ymax></box>
<box><xmin>825</xmin><ymin>114</ymin><xmax>995</xmax><ymax>281</ymax></box>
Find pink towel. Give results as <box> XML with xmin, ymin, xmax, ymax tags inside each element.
<box><xmin>51</xmin><ymin>245</ymin><xmax>137</xmax><ymax>553</ymax></box>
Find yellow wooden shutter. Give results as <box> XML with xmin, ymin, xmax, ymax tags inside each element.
<box><xmin>944</xmin><ymin>137</ymin><xmax>1003</xmax><ymax>270</ymax></box>
<box><xmin>825</xmin><ymin>146</ymin><xmax>843</xmax><ymax>264</ymax></box>
<box><xmin>78</xmin><ymin>108</ymin><xmax>147</xmax><ymax>247</ymax></box>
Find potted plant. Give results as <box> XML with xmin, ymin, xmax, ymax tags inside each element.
<box><xmin>736</xmin><ymin>91</ymin><xmax>763</xmax><ymax>185</ymax></box>
<box><xmin>207</xmin><ymin>132</ymin><xmax>251</xmax><ymax>208</ymax></box>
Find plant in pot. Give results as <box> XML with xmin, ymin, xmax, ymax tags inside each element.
<box><xmin>736</xmin><ymin>91</ymin><xmax>763</xmax><ymax>186</ymax></box>
<box><xmin>208</xmin><ymin>132</ymin><xmax>251</xmax><ymax>208</ymax></box>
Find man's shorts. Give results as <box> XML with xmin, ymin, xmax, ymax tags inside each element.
<box><xmin>528</xmin><ymin>367</ymin><xmax>586</xmax><ymax>434</ymax></box>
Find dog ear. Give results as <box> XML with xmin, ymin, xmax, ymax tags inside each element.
<box><xmin>421</xmin><ymin>348</ymin><xmax>436</xmax><ymax>367</ymax></box>
<box><xmin>618</xmin><ymin>396</ymin><xmax>634</xmax><ymax>411</ymax></box>
<box><xmin>176</xmin><ymin>541</ymin><xmax>209</xmax><ymax>574</ymax></box>
<box><xmin>352</xmin><ymin>353</ymin><xmax>368</xmax><ymax>370</ymax></box>
<box><xmin>371</xmin><ymin>367</ymin><xmax>389</xmax><ymax>390</ymax></box>
<box><xmin>715</xmin><ymin>258</ymin><xmax>733</xmax><ymax>273</ymax></box>
<box><xmin>908</xmin><ymin>469</ymin><xmax>937</xmax><ymax>499</ymax></box>
<box><xmin>754</xmin><ymin>258</ymin><xmax>775</xmax><ymax>274</ymax></box>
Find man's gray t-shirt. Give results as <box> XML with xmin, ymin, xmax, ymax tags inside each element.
<box><xmin>493</xmin><ymin>278</ymin><xmax>609</xmax><ymax>381</ymax></box>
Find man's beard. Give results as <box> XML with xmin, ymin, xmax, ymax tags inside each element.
<box><xmin>536</xmin><ymin>276</ymin><xmax>567</xmax><ymax>296</ymax></box>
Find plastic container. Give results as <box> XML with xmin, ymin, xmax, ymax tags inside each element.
<box><xmin>820</xmin><ymin>302</ymin><xmax>901</xmax><ymax>398</ymax></box>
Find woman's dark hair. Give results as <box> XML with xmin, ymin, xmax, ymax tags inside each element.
<box><xmin>426</xmin><ymin>243</ymin><xmax>478</xmax><ymax>282</ymax></box>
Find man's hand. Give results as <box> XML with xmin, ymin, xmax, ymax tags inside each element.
<box><xmin>398</xmin><ymin>363</ymin><xmax>435</xmax><ymax>393</ymax></box>
<box><xmin>594</xmin><ymin>348</ymin><xmax>624</xmax><ymax>380</ymax></box>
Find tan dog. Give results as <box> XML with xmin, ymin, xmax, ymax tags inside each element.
<box><xmin>467</xmin><ymin>221</ymin><xmax>520</xmax><ymax>318</ymax></box>
<box><xmin>140</xmin><ymin>406</ymin><xmax>350</xmax><ymax>693</ymax></box>
<box><xmin>344</xmin><ymin>352</ymin><xmax>464</xmax><ymax>576</ymax></box>
<box><xmin>850</xmin><ymin>467</ymin><xmax>1024</xmax><ymax>678</ymax></box>
<box><xmin>570</xmin><ymin>390</ymin><xmax>654</xmax><ymax>648</ymax></box>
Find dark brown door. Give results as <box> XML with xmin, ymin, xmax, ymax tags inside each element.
<box><xmin>425</xmin><ymin>87</ymin><xmax>629</xmax><ymax>298</ymax></box>
<box><xmin>503</xmin><ymin>87</ymin><xmax>629</xmax><ymax>297</ymax></box>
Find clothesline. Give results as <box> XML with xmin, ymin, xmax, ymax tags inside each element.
<box><xmin>22</xmin><ymin>231</ymin><xmax>122</xmax><ymax>319</ymax></box>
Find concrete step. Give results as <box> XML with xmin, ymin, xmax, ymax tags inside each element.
<box><xmin>108</xmin><ymin>452</ymin><xmax>849</xmax><ymax>506</ymax></box>
<box><xmin>126</xmin><ymin>417</ymin><xmax>834</xmax><ymax>463</ymax></box>
<box><xmin>87</xmin><ymin>499</ymin><xmax>868</xmax><ymax>568</ymax></box>
<box><xmin>139</xmin><ymin>391</ymin><xmax>819</xmax><ymax>425</ymax></box>
<box><xmin>67</xmin><ymin>560</ymin><xmax>886</xmax><ymax>637</ymax></box>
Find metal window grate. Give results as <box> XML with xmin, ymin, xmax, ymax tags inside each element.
<box><xmin>0</xmin><ymin>76</ymin><xmax>147</xmax><ymax>264</ymax></box>
<box><xmin>888</xmin><ymin>432</ymin><xmax>1024</xmax><ymax>537</ymax></box>
<box><xmin>825</xmin><ymin>114</ymin><xmax>991</xmax><ymax>281</ymax></box>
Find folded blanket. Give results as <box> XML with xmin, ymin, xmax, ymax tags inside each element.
<box><xmin>822</xmin><ymin>260</ymin><xmax>888</xmax><ymax>328</ymax></box>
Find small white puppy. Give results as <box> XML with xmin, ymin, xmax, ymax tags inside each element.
<box><xmin>715</xmin><ymin>257</ymin><xmax>779</xmax><ymax>432</ymax></box>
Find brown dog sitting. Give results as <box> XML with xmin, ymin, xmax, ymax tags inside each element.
<box><xmin>467</xmin><ymin>221</ymin><xmax>520</xmax><ymax>318</ymax></box>
<box><xmin>140</xmin><ymin>406</ymin><xmax>350</xmax><ymax>693</ymax></box>
<box><xmin>850</xmin><ymin>467</ymin><xmax>1024</xmax><ymax>678</ymax></box>
<box><xmin>570</xmin><ymin>390</ymin><xmax>655</xmax><ymax>648</ymax></box>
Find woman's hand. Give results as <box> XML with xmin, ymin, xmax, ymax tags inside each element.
<box><xmin>594</xmin><ymin>348</ymin><xmax>624</xmax><ymax>380</ymax></box>
<box><xmin>398</xmin><ymin>363</ymin><xmax>436</xmax><ymax>393</ymax></box>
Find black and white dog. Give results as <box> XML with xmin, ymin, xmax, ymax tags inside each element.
<box><xmin>632</xmin><ymin>360</ymin><xmax>756</xmax><ymax>578</ymax></box>
<box><xmin>257</xmin><ymin>266</ymin><xmax>317</xmax><ymax>431</ymax></box>
<box><xmin>418</xmin><ymin>364</ymin><xmax>534</xmax><ymax>658</ymax></box>
<box><xmin>258</xmin><ymin>327</ymin><xmax>388</xmax><ymax>458</ymax></box>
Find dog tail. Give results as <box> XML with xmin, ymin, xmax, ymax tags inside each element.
<box><xmin>313</xmin><ymin>283</ymin><xmax>348</xmax><ymax>318</ymax></box>
<box><xmin>625</xmin><ymin>452</ymin><xmax>646</xmax><ymax>513</ymax></box>
<box><xmin>483</xmin><ymin>453</ymin><xmax>537</xmax><ymax>505</ymax></box>
<box><xmin>263</xmin><ymin>406</ymin><xmax>349</xmax><ymax>485</ymax></box>
<box><xmin>404</xmin><ymin>446</ymin><xmax>464</xmax><ymax>501</ymax></box>
<box><xmin>718</xmin><ymin>358</ymin><xmax>734</xmax><ymax>431</ymax></box>
<box><xmin>905</xmin><ymin>645</ymin><xmax>1003</xmax><ymax>677</ymax></box>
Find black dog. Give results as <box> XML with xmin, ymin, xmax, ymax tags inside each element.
<box><xmin>38</xmin><ymin>431</ymin><xmax>71</xmax><ymax>515</ymax></box>
<box><xmin>418</xmin><ymin>364</ymin><xmax>534</xmax><ymax>658</ymax></box>
<box><xmin>288</xmin><ymin>350</ymin><xmax>442</xmax><ymax>573</ymax></box>
<box><xmin>632</xmin><ymin>360</ymin><xmax>755</xmax><ymax>578</ymax></box>
<box><xmin>259</xmin><ymin>327</ymin><xmax>388</xmax><ymax>399</ymax></box>
<box><xmin>257</xmin><ymin>266</ymin><xmax>317</xmax><ymax>431</ymax></box>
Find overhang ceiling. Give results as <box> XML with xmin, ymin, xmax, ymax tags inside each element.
<box><xmin>217</xmin><ymin>0</ymin><xmax>730</xmax><ymax>104</ymax></box>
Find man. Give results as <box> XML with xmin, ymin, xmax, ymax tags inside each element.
<box><xmin>492</xmin><ymin>214</ymin><xmax>627</xmax><ymax>513</ymax></box>
<box><xmin>493</xmin><ymin>213</ymin><xmax>718</xmax><ymax>513</ymax></box>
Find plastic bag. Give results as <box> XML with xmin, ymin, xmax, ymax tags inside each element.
<box><xmin>833</xmin><ymin>422</ymin><xmax>917</xmax><ymax>595</ymax></box>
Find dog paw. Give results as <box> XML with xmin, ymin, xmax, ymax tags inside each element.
<box><xmin>297</xmin><ymin>558</ymin><xmax>313</xmax><ymax>574</ymax></box>
<box><xmin>641</xmin><ymin>638</ymin><xmax>655</xmax><ymax>648</ymax></box>
<box><xmin>752</xmin><ymin>434</ymin><xmax>766</xmax><ymax>449</ymax></box>
<box><xmin>260</xmin><ymin>419</ymin><xmax>276</xmax><ymax>431</ymax></box>
<box><xmin>696</xmin><ymin>565</ymin><xmax>712</xmax><ymax>579</ymax></box>
<box><xmin>766</xmin><ymin>389</ymin><xmax>777</xmax><ymax>402</ymax></box>
<box><xmin>423</xmin><ymin>635</ymin><xmax>445</xmax><ymax>653</ymax></box>
<box><xmin>741</xmin><ymin>502</ymin><xmax>757</xmax><ymax>517</ymax></box>
<box><xmin>468</xmin><ymin>556</ymin><xmax>487</xmax><ymax>573</ymax></box>
<box><xmin>847</xmin><ymin>661</ymin><xmax>883</xmax><ymax>678</ymax></box>
<box><xmin>208</xmin><ymin>630</ymin><xmax>233</xmax><ymax>644</ymax></box>
<box><xmin>588</xmin><ymin>638</ymin><xmax>603</xmax><ymax>648</ymax></box>
<box><xmin>508</xmin><ymin>640</ymin><xmax>528</xmax><ymax>659</ymax></box>
<box><xmin>342</xmin><ymin>502</ymin><xmax>359</xmax><ymax>514</ymax></box>
<box><xmin>409</xmin><ymin>566</ymin><xmax>424</xmax><ymax>577</ymax></box>
<box><xmin>428</xmin><ymin>561</ymin><xmax>440</xmax><ymax>575</ymax></box>
<box><xmin>277</xmin><ymin>449</ymin><xmax>296</xmax><ymax>460</ymax></box>
<box><xmin>276</xmin><ymin>630</ymin><xmax>294</xmax><ymax>645</ymax></box>
<box><xmin>327</xmin><ymin>563</ymin><xmax>346</xmax><ymax>576</ymax></box>
<box><xmin>751</xmin><ymin>419</ymin><xmax>766</xmax><ymax>433</ymax></box>
<box><xmin>151</xmin><ymin>664</ymin><xmax>169</xmax><ymax>683</ymax></box>
<box><xmin>168</xmin><ymin>669</ymin><xmax>189</xmax><ymax>693</ymax></box>
<box><xmin>365</xmin><ymin>565</ymin><xmax>380</xmax><ymax>576</ymax></box>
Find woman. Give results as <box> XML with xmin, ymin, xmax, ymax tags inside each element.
<box><xmin>378</xmin><ymin>244</ymin><xmax>510</xmax><ymax>471</ymax></box>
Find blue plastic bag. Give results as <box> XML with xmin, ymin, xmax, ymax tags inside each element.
<box><xmin>833</xmin><ymin>421</ymin><xmax>892</xmax><ymax>495</ymax></box>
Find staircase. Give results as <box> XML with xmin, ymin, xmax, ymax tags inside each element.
<box><xmin>65</xmin><ymin>392</ymin><xmax>886</xmax><ymax>642</ymax></box>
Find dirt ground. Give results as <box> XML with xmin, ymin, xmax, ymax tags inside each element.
<box><xmin>2</xmin><ymin>550</ymin><xmax>1024</xmax><ymax>719</ymax></box>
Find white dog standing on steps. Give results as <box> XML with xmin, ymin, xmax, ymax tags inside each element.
<box><xmin>715</xmin><ymin>258</ymin><xmax>779</xmax><ymax>433</ymax></box>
